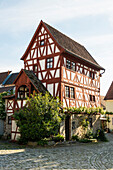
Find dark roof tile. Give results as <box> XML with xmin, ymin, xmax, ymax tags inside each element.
<box><xmin>104</xmin><ymin>82</ymin><xmax>113</xmax><ymax>100</ymax></box>
<box><xmin>0</xmin><ymin>86</ymin><xmax>15</xmax><ymax>93</ymax></box>
<box><xmin>23</xmin><ymin>69</ymin><xmax>49</xmax><ymax>95</ymax></box>
<box><xmin>3</xmin><ymin>73</ymin><xmax>19</xmax><ymax>85</ymax></box>
<box><xmin>44</xmin><ymin>22</ymin><xmax>104</xmax><ymax>70</ymax></box>
<box><xmin>0</xmin><ymin>71</ymin><xmax>11</xmax><ymax>84</ymax></box>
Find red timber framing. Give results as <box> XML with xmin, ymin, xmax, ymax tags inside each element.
<box><xmin>20</xmin><ymin>20</ymin><xmax>104</xmax><ymax>108</ymax></box>
<box><xmin>10</xmin><ymin>20</ymin><xmax>105</xmax><ymax>140</ymax></box>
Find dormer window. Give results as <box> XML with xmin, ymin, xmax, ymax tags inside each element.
<box><xmin>18</xmin><ymin>85</ymin><xmax>29</xmax><ymax>99</ymax></box>
<box><xmin>40</xmin><ymin>40</ymin><xmax>44</xmax><ymax>46</ymax></box>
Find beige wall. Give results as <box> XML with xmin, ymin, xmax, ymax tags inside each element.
<box><xmin>106</xmin><ymin>114</ymin><xmax>113</xmax><ymax>131</ymax></box>
<box><xmin>105</xmin><ymin>100</ymin><xmax>113</xmax><ymax>112</ymax></box>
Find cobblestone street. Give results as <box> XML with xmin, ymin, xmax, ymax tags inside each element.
<box><xmin>0</xmin><ymin>133</ymin><xmax>113</xmax><ymax>169</ymax></box>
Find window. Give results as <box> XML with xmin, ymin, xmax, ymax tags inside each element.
<box><xmin>89</xmin><ymin>95</ymin><xmax>95</xmax><ymax>102</ymax></box>
<box><xmin>71</xmin><ymin>62</ymin><xmax>76</xmax><ymax>71</ymax></box>
<box><xmin>65</xmin><ymin>86</ymin><xmax>70</xmax><ymax>98</ymax></box>
<box><xmin>66</xmin><ymin>60</ymin><xmax>71</xmax><ymax>69</ymax></box>
<box><xmin>18</xmin><ymin>85</ymin><xmax>29</xmax><ymax>99</ymax></box>
<box><xmin>40</xmin><ymin>40</ymin><xmax>44</xmax><ymax>46</ymax></box>
<box><xmin>70</xmin><ymin>87</ymin><xmax>75</xmax><ymax>98</ymax></box>
<box><xmin>47</xmin><ymin>58</ymin><xmax>53</xmax><ymax>69</ymax></box>
<box><xmin>66</xmin><ymin>60</ymin><xmax>76</xmax><ymax>71</ymax></box>
<box><xmin>112</xmin><ymin>118</ymin><xmax>113</xmax><ymax>125</ymax></box>
<box><xmin>8</xmin><ymin>116</ymin><xmax>12</xmax><ymax>125</ymax></box>
<box><xmin>89</xmin><ymin>71</ymin><xmax>95</xmax><ymax>79</ymax></box>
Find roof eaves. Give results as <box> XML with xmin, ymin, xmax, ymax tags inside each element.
<box><xmin>65</xmin><ymin>49</ymin><xmax>105</xmax><ymax>70</ymax></box>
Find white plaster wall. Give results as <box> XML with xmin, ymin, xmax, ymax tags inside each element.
<box><xmin>47</xmin><ymin>84</ymin><xmax>53</xmax><ymax>95</ymax></box>
<box><xmin>39</xmin><ymin>59</ymin><xmax>45</xmax><ymax>70</ymax></box>
<box><xmin>12</xmin><ymin>120</ymin><xmax>17</xmax><ymax>132</ymax></box>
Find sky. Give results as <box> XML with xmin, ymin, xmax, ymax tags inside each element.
<box><xmin>0</xmin><ymin>0</ymin><xmax>113</xmax><ymax>96</ymax></box>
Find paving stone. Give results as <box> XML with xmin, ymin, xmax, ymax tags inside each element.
<box><xmin>0</xmin><ymin>133</ymin><xmax>113</xmax><ymax>169</ymax></box>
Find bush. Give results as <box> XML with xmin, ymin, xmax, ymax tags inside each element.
<box><xmin>95</xmin><ymin>129</ymin><xmax>108</xmax><ymax>142</ymax></box>
<box><xmin>85</xmin><ymin>129</ymin><xmax>93</xmax><ymax>139</ymax></box>
<box><xmin>37</xmin><ymin>139</ymin><xmax>48</xmax><ymax>146</ymax></box>
<box><xmin>14</xmin><ymin>93</ymin><xmax>62</xmax><ymax>143</ymax></box>
<box><xmin>79</xmin><ymin>138</ymin><xmax>91</xmax><ymax>143</ymax></box>
<box><xmin>72</xmin><ymin>135</ymin><xmax>79</xmax><ymax>141</ymax></box>
<box><xmin>52</xmin><ymin>134</ymin><xmax>64</xmax><ymax>142</ymax></box>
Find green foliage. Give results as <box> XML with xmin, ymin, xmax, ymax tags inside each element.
<box><xmin>52</xmin><ymin>134</ymin><xmax>64</xmax><ymax>142</ymax></box>
<box><xmin>79</xmin><ymin>138</ymin><xmax>91</xmax><ymax>143</ymax></box>
<box><xmin>72</xmin><ymin>135</ymin><xmax>79</xmax><ymax>141</ymax></box>
<box><xmin>14</xmin><ymin>92</ymin><xmax>62</xmax><ymax>143</ymax></box>
<box><xmin>65</xmin><ymin>107</ymin><xmax>105</xmax><ymax>115</ymax></box>
<box><xmin>0</xmin><ymin>92</ymin><xmax>8</xmax><ymax>120</ymax></box>
<box><xmin>94</xmin><ymin>129</ymin><xmax>108</xmax><ymax>142</ymax></box>
<box><xmin>37</xmin><ymin>139</ymin><xmax>48</xmax><ymax>146</ymax></box>
<box><xmin>85</xmin><ymin>129</ymin><xmax>93</xmax><ymax>139</ymax></box>
<box><xmin>81</xmin><ymin>119</ymin><xmax>89</xmax><ymax>129</ymax></box>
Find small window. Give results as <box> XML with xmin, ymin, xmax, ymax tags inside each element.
<box><xmin>66</xmin><ymin>60</ymin><xmax>71</xmax><ymax>69</ymax></box>
<box><xmin>33</xmin><ymin>65</ymin><xmax>37</xmax><ymax>72</ymax></box>
<box><xmin>89</xmin><ymin>95</ymin><xmax>95</xmax><ymax>102</ymax></box>
<box><xmin>40</xmin><ymin>40</ymin><xmax>44</xmax><ymax>46</ymax></box>
<box><xmin>47</xmin><ymin>58</ymin><xmax>53</xmax><ymax>69</ymax></box>
<box><xmin>112</xmin><ymin>118</ymin><xmax>113</xmax><ymax>125</ymax></box>
<box><xmin>8</xmin><ymin>116</ymin><xmax>12</xmax><ymax>125</ymax></box>
<box><xmin>89</xmin><ymin>71</ymin><xmax>95</xmax><ymax>79</ymax></box>
<box><xmin>65</xmin><ymin>86</ymin><xmax>70</xmax><ymax>98</ymax></box>
<box><xmin>70</xmin><ymin>87</ymin><xmax>75</xmax><ymax>98</ymax></box>
<box><xmin>71</xmin><ymin>62</ymin><xmax>76</xmax><ymax>71</ymax></box>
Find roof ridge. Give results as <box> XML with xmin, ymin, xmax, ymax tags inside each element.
<box><xmin>44</xmin><ymin>22</ymin><xmax>84</xmax><ymax>48</ymax></box>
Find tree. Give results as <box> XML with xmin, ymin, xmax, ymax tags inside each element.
<box><xmin>14</xmin><ymin>93</ymin><xmax>62</xmax><ymax>142</ymax></box>
<box><xmin>0</xmin><ymin>92</ymin><xmax>8</xmax><ymax>120</ymax></box>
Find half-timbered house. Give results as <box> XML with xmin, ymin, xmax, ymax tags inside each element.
<box><xmin>4</xmin><ymin>20</ymin><xmax>104</xmax><ymax>140</ymax></box>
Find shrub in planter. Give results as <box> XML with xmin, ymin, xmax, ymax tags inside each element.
<box><xmin>72</xmin><ymin>135</ymin><xmax>79</xmax><ymax>141</ymax></box>
<box><xmin>52</xmin><ymin>134</ymin><xmax>64</xmax><ymax>142</ymax></box>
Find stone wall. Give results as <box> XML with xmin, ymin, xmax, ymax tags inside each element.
<box><xmin>71</xmin><ymin>114</ymin><xmax>101</xmax><ymax>138</ymax></box>
<box><xmin>60</xmin><ymin>114</ymin><xmax>101</xmax><ymax>140</ymax></box>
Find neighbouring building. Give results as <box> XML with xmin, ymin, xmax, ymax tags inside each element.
<box><xmin>4</xmin><ymin>20</ymin><xmax>104</xmax><ymax>140</ymax></box>
<box><xmin>104</xmin><ymin>81</ymin><xmax>113</xmax><ymax>131</ymax></box>
<box><xmin>0</xmin><ymin>72</ymin><xmax>19</xmax><ymax>138</ymax></box>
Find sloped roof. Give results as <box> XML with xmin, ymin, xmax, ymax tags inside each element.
<box><xmin>44</xmin><ymin>22</ymin><xmax>104</xmax><ymax>70</ymax></box>
<box><xmin>104</xmin><ymin>82</ymin><xmax>113</xmax><ymax>100</ymax></box>
<box><xmin>3</xmin><ymin>73</ymin><xmax>19</xmax><ymax>85</ymax></box>
<box><xmin>21</xmin><ymin>20</ymin><xmax>104</xmax><ymax>70</ymax></box>
<box><xmin>16</xmin><ymin>69</ymin><xmax>49</xmax><ymax>95</ymax></box>
<box><xmin>0</xmin><ymin>86</ymin><xmax>14</xmax><ymax>93</ymax></box>
<box><xmin>0</xmin><ymin>71</ymin><xmax>11</xmax><ymax>84</ymax></box>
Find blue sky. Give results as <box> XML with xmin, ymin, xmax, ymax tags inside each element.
<box><xmin>0</xmin><ymin>0</ymin><xmax>113</xmax><ymax>96</ymax></box>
